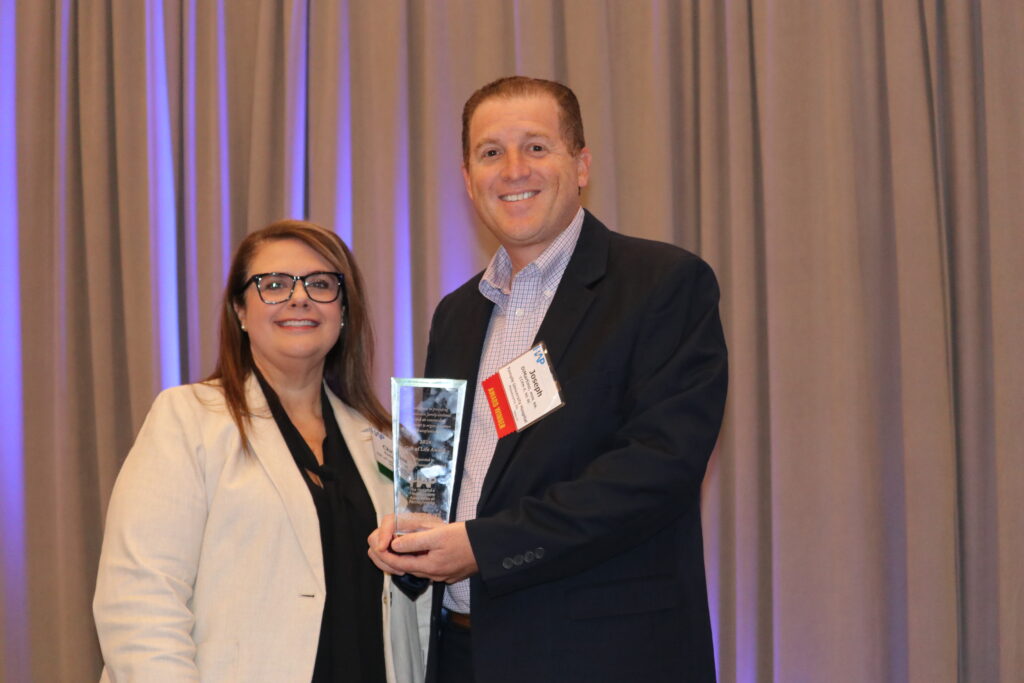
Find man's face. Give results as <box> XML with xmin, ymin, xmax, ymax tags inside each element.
<box><xmin>462</xmin><ymin>94</ymin><xmax>591</xmax><ymax>268</ymax></box>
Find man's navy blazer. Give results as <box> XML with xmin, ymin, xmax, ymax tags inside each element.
<box><xmin>423</xmin><ymin>211</ymin><xmax>727</xmax><ymax>682</ymax></box>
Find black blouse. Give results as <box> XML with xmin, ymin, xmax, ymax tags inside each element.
<box><xmin>255</xmin><ymin>371</ymin><xmax>386</xmax><ymax>683</ymax></box>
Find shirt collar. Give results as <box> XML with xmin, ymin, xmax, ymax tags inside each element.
<box><xmin>479</xmin><ymin>207</ymin><xmax>585</xmax><ymax>302</ymax></box>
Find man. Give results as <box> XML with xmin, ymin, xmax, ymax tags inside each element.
<box><xmin>369</xmin><ymin>76</ymin><xmax>727</xmax><ymax>682</ymax></box>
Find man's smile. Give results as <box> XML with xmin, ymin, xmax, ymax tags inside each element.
<box><xmin>499</xmin><ymin>190</ymin><xmax>539</xmax><ymax>202</ymax></box>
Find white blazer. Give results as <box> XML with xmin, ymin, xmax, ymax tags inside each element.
<box><xmin>94</xmin><ymin>377</ymin><xmax>429</xmax><ymax>682</ymax></box>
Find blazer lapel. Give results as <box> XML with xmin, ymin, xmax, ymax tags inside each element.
<box><xmin>429</xmin><ymin>282</ymin><xmax>494</xmax><ymax>513</ymax></box>
<box><xmin>478</xmin><ymin>212</ymin><xmax>610</xmax><ymax>505</ymax></box>
<box><xmin>243</xmin><ymin>376</ymin><xmax>325</xmax><ymax>591</ymax></box>
<box><xmin>325</xmin><ymin>389</ymin><xmax>393</xmax><ymax>521</ymax></box>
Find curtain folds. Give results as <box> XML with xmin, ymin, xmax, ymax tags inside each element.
<box><xmin>3</xmin><ymin>1</ymin><xmax>1020</xmax><ymax>681</ymax></box>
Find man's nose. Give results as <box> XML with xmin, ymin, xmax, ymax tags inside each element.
<box><xmin>501</xmin><ymin>150</ymin><xmax>530</xmax><ymax>181</ymax></box>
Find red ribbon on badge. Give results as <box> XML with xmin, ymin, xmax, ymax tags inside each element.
<box><xmin>482</xmin><ymin>373</ymin><xmax>516</xmax><ymax>438</ymax></box>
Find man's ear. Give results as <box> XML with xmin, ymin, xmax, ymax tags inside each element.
<box><xmin>462</xmin><ymin>164</ymin><xmax>475</xmax><ymax>201</ymax></box>
<box><xmin>576</xmin><ymin>147</ymin><xmax>592</xmax><ymax>189</ymax></box>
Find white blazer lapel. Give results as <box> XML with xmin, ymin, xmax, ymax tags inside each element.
<box><xmin>325</xmin><ymin>388</ymin><xmax>393</xmax><ymax>522</ymax></box>
<box><xmin>243</xmin><ymin>376</ymin><xmax>325</xmax><ymax>591</ymax></box>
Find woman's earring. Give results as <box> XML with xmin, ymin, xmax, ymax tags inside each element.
<box><xmin>240</xmin><ymin>322</ymin><xmax>247</xmax><ymax>332</ymax></box>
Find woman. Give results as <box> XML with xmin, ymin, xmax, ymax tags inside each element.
<box><xmin>94</xmin><ymin>220</ymin><xmax>428</xmax><ymax>682</ymax></box>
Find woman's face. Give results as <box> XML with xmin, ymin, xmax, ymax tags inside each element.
<box><xmin>234</xmin><ymin>238</ymin><xmax>344</xmax><ymax>378</ymax></box>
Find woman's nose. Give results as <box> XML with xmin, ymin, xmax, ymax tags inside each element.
<box><xmin>290</xmin><ymin>281</ymin><xmax>312</xmax><ymax>306</ymax></box>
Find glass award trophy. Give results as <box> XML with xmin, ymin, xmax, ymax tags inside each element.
<box><xmin>391</xmin><ymin>378</ymin><xmax>467</xmax><ymax>535</ymax></box>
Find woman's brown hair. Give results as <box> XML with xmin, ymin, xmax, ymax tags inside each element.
<box><xmin>205</xmin><ymin>219</ymin><xmax>389</xmax><ymax>446</ymax></box>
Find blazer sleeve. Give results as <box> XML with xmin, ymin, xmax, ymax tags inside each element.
<box><xmin>93</xmin><ymin>389</ymin><xmax>208</xmax><ymax>682</ymax></box>
<box><xmin>465</xmin><ymin>255</ymin><xmax>728</xmax><ymax>596</ymax></box>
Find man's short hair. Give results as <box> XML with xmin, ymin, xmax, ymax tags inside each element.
<box><xmin>461</xmin><ymin>76</ymin><xmax>586</xmax><ymax>164</ymax></box>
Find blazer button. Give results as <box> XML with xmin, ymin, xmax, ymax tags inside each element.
<box><xmin>502</xmin><ymin>557</ymin><xmax>514</xmax><ymax>570</ymax></box>
<box><xmin>535</xmin><ymin>547</ymin><xmax>545</xmax><ymax>559</ymax></box>
<box><xmin>513</xmin><ymin>554</ymin><xmax>524</xmax><ymax>566</ymax></box>
<box><xmin>524</xmin><ymin>551</ymin><xmax>535</xmax><ymax>562</ymax></box>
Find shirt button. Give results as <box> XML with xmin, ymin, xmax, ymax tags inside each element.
<box><xmin>515</xmin><ymin>309</ymin><xmax>524</xmax><ymax>316</ymax></box>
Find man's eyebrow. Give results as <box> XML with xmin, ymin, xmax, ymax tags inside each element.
<box><xmin>472</xmin><ymin>136</ymin><xmax>501</xmax><ymax>153</ymax></box>
<box><xmin>523</xmin><ymin>130</ymin><xmax>555</xmax><ymax>142</ymax></box>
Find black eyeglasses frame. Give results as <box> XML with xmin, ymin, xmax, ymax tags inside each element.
<box><xmin>242</xmin><ymin>271</ymin><xmax>347</xmax><ymax>306</ymax></box>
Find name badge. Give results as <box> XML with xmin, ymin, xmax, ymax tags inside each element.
<box><xmin>482</xmin><ymin>342</ymin><xmax>564</xmax><ymax>438</ymax></box>
<box><xmin>367</xmin><ymin>427</ymin><xmax>395</xmax><ymax>479</ymax></box>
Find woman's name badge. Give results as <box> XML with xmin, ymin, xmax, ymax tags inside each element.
<box><xmin>366</xmin><ymin>427</ymin><xmax>395</xmax><ymax>479</ymax></box>
<box><xmin>481</xmin><ymin>342</ymin><xmax>564</xmax><ymax>438</ymax></box>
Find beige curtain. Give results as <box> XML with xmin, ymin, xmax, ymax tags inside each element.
<box><xmin>4</xmin><ymin>1</ymin><xmax>1021</xmax><ymax>681</ymax></box>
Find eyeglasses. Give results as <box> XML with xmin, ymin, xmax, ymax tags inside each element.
<box><xmin>243</xmin><ymin>271</ymin><xmax>346</xmax><ymax>305</ymax></box>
